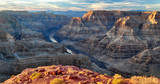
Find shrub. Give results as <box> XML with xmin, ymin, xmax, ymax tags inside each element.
<box><xmin>112</xmin><ymin>78</ymin><xmax>126</xmax><ymax>84</ymax></box>
<box><xmin>11</xmin><ymin>75</ymin><xmax>15</xmax><ymax>78</ymax></box>
<box><xmin>29</xmin><ymin>72</ymin><xmax>43</xmax><ymax>80</ymax></box>
<box><xmin>50</xmin><ymin>78</ymin><xmax>66</xmax><ymax>84</ymax></box>
<box><xmin>111</xmin><ymin>74</ymin><xmax>126</xmax><ymax>84</ymax></box>
<box><xmin>129</xmin><ymin>76</ymin><xmax>160</xmax><ymax>84</ymax></box>
<box><xmin>104</xmin><ymin>73</ymin><xmax>108</xmax><ymax>76</ymax></box>
<box><xmin>113</xmin><ymin>74</ymin><xmax>123</xmax><ymax>78</ymax></box>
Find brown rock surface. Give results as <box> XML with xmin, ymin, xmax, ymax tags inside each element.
<box><xmin>2</xmin><ymin>65</ymin><xmax>160</xmax><ymax>84</ymax></box>
<box><xmin>1</xmin><ymin>65</ymin><xmax>113</xmax><ymax>84</ymax></box>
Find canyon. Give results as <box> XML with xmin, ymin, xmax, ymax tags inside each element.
<box><xmin>0</xmin><ymin>10</ymin><xmax>160</xmax><ymax>83</ymax></box>
<box><xmin>0</xmin><ymin>11</ymin><xmax>101</xmax><ymax>82</ymax></box>
<box><xmin>1</xmin><ymin>11</ymin><xmax>71</xmax><ymax>41</ymax></box>
<box><xmin>56</xmin><ymin>11</ymin><xmax>160</xmax><ymax>77</ymax></box>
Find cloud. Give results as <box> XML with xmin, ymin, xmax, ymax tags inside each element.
<box><xmin>88</xmin><ymin>2</ymin><xmax>108</xmax><ymax>10</ymax></box>
<box><xmin>0</xmin><ymin>0</ymin><xmax>61</xmax><ymax>11</ymax></box>
<box><xmin>0</xmin><ymin>0</ymin><xmax>159</xmax><ymax>11</ymax></box>
<box><xmin>144</xmin><ymin>4</ymin><xmax>160</xmax><ymax>10</ymax></box>
<box><xmin>87</xmin><ymin>1</ymin><xmax>143</xmax><ymax>10</ymax></box>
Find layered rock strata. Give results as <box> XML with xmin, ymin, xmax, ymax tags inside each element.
<box><xmin>56</xmin><ymin>11</ymin><xmax>142</xmax><ymax>43</ymax></box>
<box><xmin>0</xmin><ymin>13</ymin><xmax>96</xmax><ymax>82</ymax></box>
<box><xmin>1</xmin><ymin>11</ymin><xmax>71</xmax><ymax>40</ymax></box>
<box><xmin>56</xmin><ymin>11</ymin><xmax>160</xmax><ymax>77</ymax></box>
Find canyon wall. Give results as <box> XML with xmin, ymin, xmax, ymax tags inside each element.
<box><xmin>1</xmin><ymin>11</ymin><xmax>71</xmax><ymax>41</ymax></box>
<box><xmin>0</xmin><ymin>12</ymin><xmax>97</xmax><ymax>82</ymax></box>
<box><xmin>56</xmin><ymin>11</ymin><xmax>160</xmax><ymax>77</ymax></box>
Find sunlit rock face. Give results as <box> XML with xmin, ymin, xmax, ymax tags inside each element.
<box><xmin>77</xmin><ymin>11</ymin><xmax>160</xmax><ymax>60</ymax></box>
<box><xmin>56</xmin><ymin>11</ymin><xmax>160</xmax><ymax>77</ymax></box>
<box><xmin>2</xmin><ymin>65</ymin><xmax>160</xmax><ymax>84</ymax></box>
<box><xmin>56</xmin><ymin>11</ymin><xmax>141</xmax><ymax>42</ymax></box>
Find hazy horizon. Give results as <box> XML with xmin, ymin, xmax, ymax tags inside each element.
<box><xmin>0</xmin><ymin>0</ymin><xmax>159</xmax><ymax>11</ymax></box>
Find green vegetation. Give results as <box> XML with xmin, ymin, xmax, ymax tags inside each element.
<box><xmin>112</xmin><ymin>78</ymin><xmax>126</xmax><ymax>84</ymax></box>
<box><xmin>111</xmin><ymin>74</ymin><xmax>126</xmax><ymax>84</ymax></box>
<box><xmin>129</xmin><ymin>76</ymin><xmax>160</xmax><ymax>84</ymax></box>
<box><xmin>50</xmin><ymin>78</ymin><xmax>66</xmax><ymax>84</ymax></box>
<box><xmin>104</xmin><ymin>73</ymin><xmax>108</xmax><ymax>76</ymax></box>
<box><xmin>29</xmin><ymin>72</ymin><xmax>43</xmax><ymax>80</ymax></box>
<box><xmin>11</xmin><ymin>75</ymin><xmax>15</xmax><ymax>78</ymax></box>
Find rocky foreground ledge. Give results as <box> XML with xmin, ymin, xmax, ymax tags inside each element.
<box><xmin>2</xmin><ymin>65</ymin><xmax>160</xmax><ymax>84</ymax></box>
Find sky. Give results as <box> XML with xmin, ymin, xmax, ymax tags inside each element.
<box><xmin>0</xmin><ymin>0</ymin><xmax>160</xmax><ymax>11</ymax></box>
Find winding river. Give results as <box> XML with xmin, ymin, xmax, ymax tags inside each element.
<box><xmin>49</xmin><ymin>33</ymin><xmax>74</xmax><ymax>55</ymax></box>
<box><xmin>49</xmin><ymin>33</ymin><xmax>107</xmax><ymax>69</ymax></box>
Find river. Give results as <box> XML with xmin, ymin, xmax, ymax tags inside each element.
<box><xmin>49</xmin><ymin>33</ymin><xmax>74</xmax><ymax>55</ymax></box>
<box><xmin>49</xmin><ymin>34</ymin><xmax>107</xmax><ymax>69</ymax></box>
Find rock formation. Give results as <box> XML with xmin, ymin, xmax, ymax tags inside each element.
<box><xmin>0</xmin><ymin>33</ymin><xmax>102</xmax><ymax>82</ymax></box>
<box><xmin>0</xmin><ymin>12</ymin><xmax>98</xmax><ymax>82</ymax></box>
<box><xmin>108</xmin><ymin>47</ymin><xmax>160</xmax><ymax>77</ymax></box>
<box><xmin>2</xmin><ymin>65</ymin><xmax>160</xmax><ymax>84</ymax></box>
<box><xmin>55</xmin><ymin>11</ymin><xmax>141</xmax><ymax>43</ymax></box>
<box><xmin>56</xmin><ymin>11</ymin><xmax>160</xmax><ymax>77</ymax></box>
<box><xmin>0</xmin><ymin>12</ymin><xmax>22</xmax><ymax>40</ymax></box>
<box><xmin>1</xmin><ymin>11</ymin><xmax>71</xmax><ymax>41</ymax></box>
